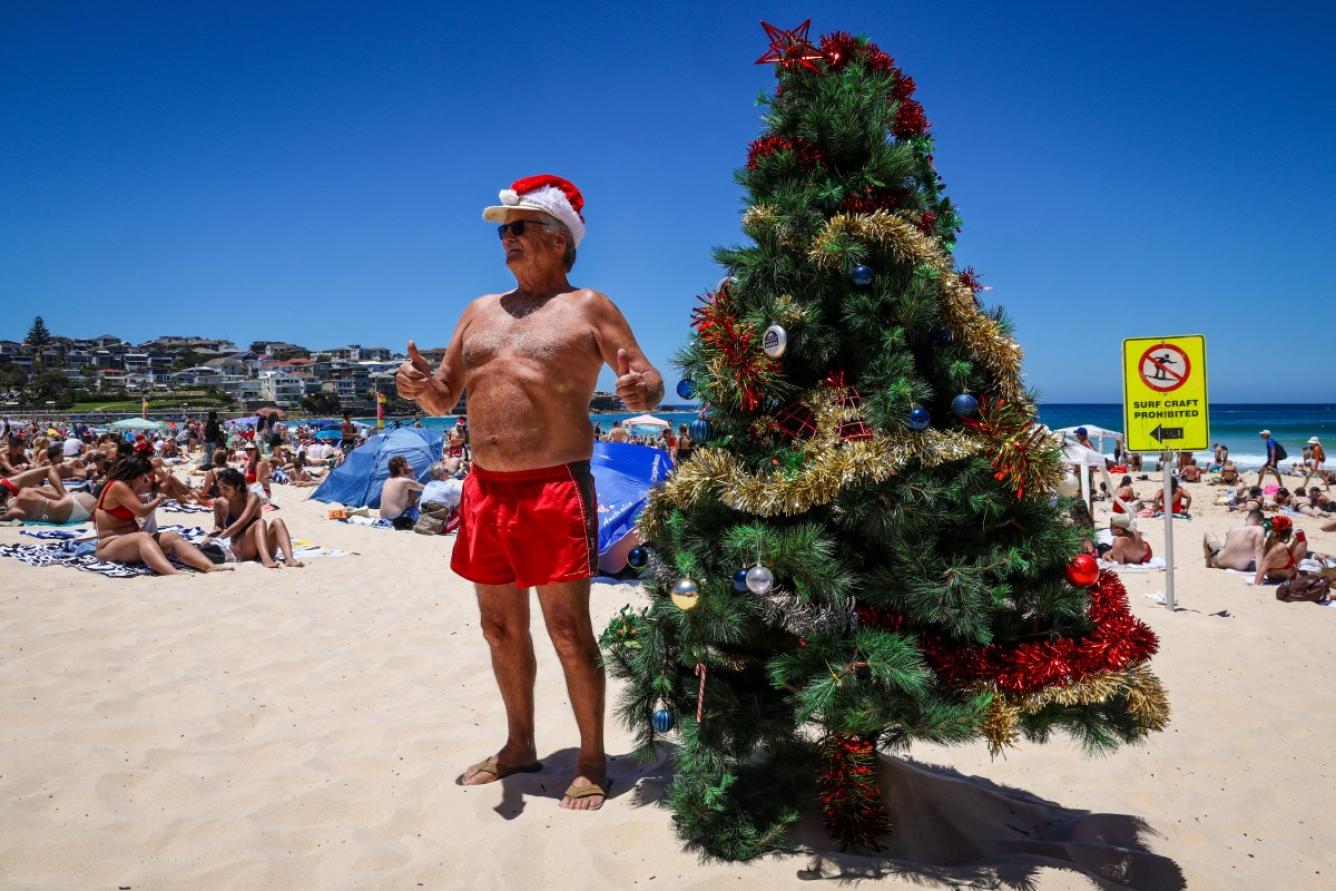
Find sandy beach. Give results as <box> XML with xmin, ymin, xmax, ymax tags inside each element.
<box><xmin>2</xmin><ymin>472</ymin><xmax>1334</xmax><ymax>890</ymax></box>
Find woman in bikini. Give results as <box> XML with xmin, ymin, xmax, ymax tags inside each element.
<box><xmin>95</xmin><ymin>454</ymin><xmax>228</xmax><ymax>575</ymax></box>
<box><xmin>1253</xmin><ymin>515</ymin><xmax>1299</xmax><ymax>586</ymax></box>
<box><xmin>241</xmin><ymin>444</ymin><xmax>272</xmax><ymax>501</ymax></box>
<box><xmin>1112</xmin><ymin>474</ymin><xmax>1141</xmax><ymax>514</ymax></box>
<box><xmin>206</xmin><ymin>468</ymin><xmax>302</xmax><ymax>568</ymax></box>
<box><xmin>0</xmin><ymin>465</ymin><xmax>97</xmax><ymax>524</ymax></box>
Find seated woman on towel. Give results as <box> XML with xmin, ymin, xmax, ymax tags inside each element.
<box><xmin>205</xmin><ymin>468</ymin><xmax>302</xmax><ymax>568</ymax></box>
<box><xmin>1152</xmin><ymin>485</ymin><xmax>1192</xmax><ymax>515</ymax></box>
<box><xmin>1107</xmin><ymin>514</ymin><xmax>1153</xmax><ymax>565</ymax></box>
<box><xmin>1253</xmin><ymin>515</ymin><xmax>1301</xmax><ymax>586</ymax></box>
<box><xmin>1</xmin><ymin>465</ymin><xmax>97</xmax><ymax>524</ymax></box>
<box><xmin>94</xmin><ymin>453</ymin><xmax>229</xmax><ymax>575</ymax></box>
<box><xmin>1112</xmin><ymin>475</ymin><xmax>1142</xmax><ymax>514</ymax></box>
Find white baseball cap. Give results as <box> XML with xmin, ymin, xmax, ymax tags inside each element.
<box><xmin>482</xmin><ymin>174</ymin><xmax>586</xmax><ymax>246</ymax></box>
<box><xmin>1259</xmin><ymin>429</ymin><xmax>1271</xmax><ymax>436</ymax></box>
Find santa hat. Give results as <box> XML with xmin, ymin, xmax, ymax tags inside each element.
<box><xmin>482</xmin><ymin>174</ymin><xmax>586</xmax><ymax>246</ymax></box>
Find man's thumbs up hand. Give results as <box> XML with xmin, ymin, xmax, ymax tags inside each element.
<box><xmin>397</xmin><ymin>340</ymin><xmax>453</xmax><ymax>415</ymax></box>
<box><xmin>407</xmin><ymin>340</ymin><xmax>432</xmax><ymax>374</ymax></box>
<box><xmin>615</xmin><ymin>348</ymin><xmax>650</xmax><ymax>410</ymax></box>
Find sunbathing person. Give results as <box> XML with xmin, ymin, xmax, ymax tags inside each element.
<box><xmin>275</xmin><ymin>449</ymin><xmax>321</xmax><ymax>487</ymax></box>
<box><xmin>380</xmin><ymin>455</ymin><xmax>424</xmax><ymax>530</ymax></box>
<box><xmin>94</xmin><ymin>455</ymin><xmax>227</xmax><ymax>575</ymax></box>
<box><xmin>1152</xmin><ymin>485</ymin><xmax>1192</xmax><ymax>515</ymax></box>
<box><xmin>1107</xmin><ymin>514</ymin><xmax>1152</xmax><ymax>565</ymax></box>
<box><xmin>206</xmin><ymin>468</ymin><xmax>302</xmax><ymax>568</ymax></box>
<box><xmin>1298</xmin><ymin>488</ymin><xmax>1335</xmax><ymax>517</ymax></box>
<box><xmin>1</xmin><ymin>436</ymin><xmax>32</xmax><ymax>475</ymax></box>
<box><xmin>1112</xmin><ymin>475</ymin><xmax>1141</xmax><ymax>514</ymax></box>
<box><xmin>1203</xmin><ymin>509</ymin><xmax>1266</xmax><ymax>570</ymax></box>
<box><xmin>148</xmin><ymin>459</ymin><xmax>214</xmax><ymax>506</ymax></box>
<box><xmin>1179</xmin><ymin>461</ymin><xmax>1202</xmax><ymax>483</ymax></box>
<box><xmin>1218</xmin><ymin>460</ymin><xmax>1239</xmax><ymax>485</ymax></box>
<box><xmin>241</xmin><ymin>443</ymin><xmax>272</xmax><ymax>502</ymax></box>
<box><xmin>1</xmin><ymin>465</ymin><xmax>94</xmax><ymax>523</ymax></box>
<box><xmin>1254</xmin><ymin>515</ymin><xmax>1299</xmax><ymax>586</ymax></box>
<box><xmin>1226</xmin><ymin>485</ymin><xmax>1264</xmax><ymax>513</ymax></box>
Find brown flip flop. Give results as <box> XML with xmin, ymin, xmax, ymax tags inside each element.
<box><xmin>456</xmin><ymin>755</ymin><xmax>543</xmax><ymax>786</ymax></box>
<box><xmin>560</xmin><ymin>779</ymin><xmax>611</xmax><ymax>811</ymax></box>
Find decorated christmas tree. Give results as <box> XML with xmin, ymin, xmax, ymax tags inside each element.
<box><xmin>600</xmin><ymin>21</ymin><xmax>1168</xmax><ymax>861</ymax></box>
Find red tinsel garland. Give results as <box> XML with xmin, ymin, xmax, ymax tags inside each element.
<box><xmin>690</xmin><ymin>286</ymin><xmax>779</xmax><ymax>411</ymax></box>
<box><xmin>891</xmin><ymin>71</ymin><xmax>917</xmax><ymax>101</ymax></box>
<box><xmin>892</xmin><ymin>98</ymin><xmax>929</xmax><ymax>139</ymax></box>
<box><xmin>817</xmin><ymin>734</ymin><xmax>891</xmax><ymax>851</ymax></box>
<box><xmin>839</xmin><ymin>185</ymin><xmax>909</xmax><ymax>214</ymax></box>
<box><xmin>857</xmin><ymin>570</ymin><xmax>1159</xmax><ymax>695</ymax></box>
<box><xmin>818</xmin><ymin>31</ymin><xmax>893</xmax><ymax>73</ymax></box>
<box><xmin>746</xmin><ymin>134</ymin><xmax>825</xmax><ymax>170</ymax></box>
<box><xmin>917</xmin><ymin>209</ymin><xmax>938</xmax><ymax>235</ymax></box>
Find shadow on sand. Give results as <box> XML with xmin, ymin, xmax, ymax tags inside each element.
<box><xmin>630</xmin><ymin>749</ymin><xmax>1185</xmax><ymax>891</ymax></box>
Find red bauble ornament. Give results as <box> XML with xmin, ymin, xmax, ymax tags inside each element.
<box><xmin>1065</xmin><ymin>554</ymin><xmax>1100</xmax><ymax>588</ymax></box>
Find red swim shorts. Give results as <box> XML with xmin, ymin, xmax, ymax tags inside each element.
<box><xmin>450</xmin><ymin>461</ymin><xmax>599</xmax><ymax>588</ymax></box>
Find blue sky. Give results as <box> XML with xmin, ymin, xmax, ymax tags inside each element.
<box><xmin>3</xmin><ymin>2</ymin><xmax>1333</xmax><ymax>401</ymax></box>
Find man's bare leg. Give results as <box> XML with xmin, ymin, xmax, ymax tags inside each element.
<box><xmin>462</xmin><ymin>581</ymin><xmax>540</xmax><ymax>784</ymax></box>
<box><xmin>537</xmin><ymin>579</ymin><xmax>607</xmax><ymax>810</ymax></box>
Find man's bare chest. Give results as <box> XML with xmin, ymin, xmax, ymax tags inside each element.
<box><xmin>462</xmin><ymin>309</ymin><xmax>597</xmax><ymax>369</ymax></box>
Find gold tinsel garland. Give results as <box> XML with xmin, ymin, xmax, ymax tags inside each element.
<box><xmin>976</xmin><ymin>663</ymin><xmax>1170</xmax><ymax>756</ymax></box>
<box><xmin>645</xmin><ymin>384</ymin><xmax>986</xmax><ymax>527</ymax></box>
<box><xmin>802</xmin><ymin>210</ymin><xmax>1025</xmax><ymax>402</ymax></box>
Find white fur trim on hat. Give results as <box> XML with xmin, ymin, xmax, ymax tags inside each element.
<box><xmin>483</xmin><ymin>185</ymin><xmax>586</xmax><ymax>246</ymax></box>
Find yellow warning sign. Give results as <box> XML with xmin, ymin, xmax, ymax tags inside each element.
<box><xmin>1122</xmin><ymin>335</ymin><xmax>1209</xmax><ymax>452</ymax></box>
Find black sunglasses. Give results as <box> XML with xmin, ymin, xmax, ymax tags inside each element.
<box><xmin>496</xmin><ymin>219</ymin><xmax>552</xmax><ymax>239</ymax></box>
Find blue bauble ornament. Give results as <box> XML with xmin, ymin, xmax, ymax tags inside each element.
<box><xmin>951</xmin><ymin>393</ymin><xmax>979</xmax><ymax>418</ymax></box>
<box><xmin>627</xmin><ymin>546</ymin><xmax>648</xmax><ymax>569</ymax></box>
<box><xmin>909</xmin><ymin>405</ymin><xmax>931</xmax><ymax>430</ymax></box>
<box><xmin>652</xmin><ymin>708</ymin><xmax>675</xmax><ymax>734</ymax></box>
<box><xmin>676</xmin><ymin>378</ymin><xmax>696</xmax><ymax>400</ymax></box>
<box><xmin>689</xmin><ymin>418</ymin><xmax>712</xmax><ymax>443</ymax></box>
<box><xmin>851</xmin><ymin>265</ymin><xmax>875</xmax><ymax>288</ymax></box>
<box><xmin>733</xmin><ymin>569</ymin><xmax>749</xmax><ymax>591</ymax></box>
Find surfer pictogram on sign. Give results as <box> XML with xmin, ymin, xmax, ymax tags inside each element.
<box><xmin>1138</xmin><ymin>343</ymin><xmax>1190</xmax><ymax>393</ymax></box>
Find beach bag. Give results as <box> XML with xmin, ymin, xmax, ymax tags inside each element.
<box><xmin>1272</xmin><ymin>441</ymin><xmax>1288</xmax><ymax>462</ymax></box>
<box><xmin>1275</xmin><ymin>574</ymin><xmax>1329</xmax><ymax>603</ymax></box>
<box><xmin>413</xmin><ymin>501</ymin><xmax>453</xmax><ymax>536</ymax></box>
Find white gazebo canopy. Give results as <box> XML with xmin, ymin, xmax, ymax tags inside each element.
<box><xmin>624</xmin><ymin>414</ymin><xmax>669</xmax><ymax>429</ymax></box>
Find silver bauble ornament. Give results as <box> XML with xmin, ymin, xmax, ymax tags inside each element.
<box><xmin>762</xmin><ymin>324</ymin><xmax>788</xmax><ymax>359</ymax></box>
<box><xmin>745</xmin><ymin>564</ymin><xmax>774</xmax><ymax>595</ymax></box>
<box><xmin>671</xmin><ymin>577</ymin><xmax>700</xmax><ymax>611</ymax></box>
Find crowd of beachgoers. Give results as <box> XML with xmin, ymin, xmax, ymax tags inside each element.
<box><xmin>1067</xmin><ymin>426</ymin><xmax>1335</xmax><ymax>599</ymax></box>
<box><xmin>0</xmin><ymin>412</ymin><xmax>353</xmax><ymax>573</ymax></box>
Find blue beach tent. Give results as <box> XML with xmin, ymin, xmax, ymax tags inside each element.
<box><xmin>590</xmin><ymin>441</ymin><xmax>673</xmax><ymax>556</ymax></box>
<box><xmin>310</xmin><ymin>428</ymin><xmax>444</xmax><ymax>508</ymax></box>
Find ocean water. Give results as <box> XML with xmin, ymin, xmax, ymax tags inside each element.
<box><xmin>366</xmin><ymin>403</ymin><xmax>1336</xmax><ymax>470</ymax></box>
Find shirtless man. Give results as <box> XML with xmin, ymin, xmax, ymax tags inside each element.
<box><xmin>380</xmin><ymin>455</ymin><xmax>424</xmax><ymax>529</ymax></box>
<box><xmin>397</xmin><ymin>175</ymin><xmax>663</xmax><ymax>812</ymax></box>
<box><xmin>1203</xmin><ymin>509</ymin><xmax>1266</xmax><ymax>570</ymax></box>
<box><xmin>1107</xmin><ymin>514</ymin><xmax>1152</xmax><ymax>565</ymax></box>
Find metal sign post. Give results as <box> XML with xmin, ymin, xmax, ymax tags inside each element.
<box><xmin>1163</xmin><ymin>462</ymin><xmax>1175</xmax><ymax>610</ymax></box>
<box><xmin>1123</xmin><ymin>335</ymin><xmax>1208</xmax><ymax>612</ymax></box>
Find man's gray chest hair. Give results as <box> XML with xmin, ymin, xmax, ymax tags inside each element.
<box><xmin>463</xmin><ymin>317</ymin><xmax>592</xmax><ymax>367</ymax></box>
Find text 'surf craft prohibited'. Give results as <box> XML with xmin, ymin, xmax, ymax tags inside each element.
<box><xmin>1122</xmin><ymin>335</ymin><xmax>1209</xmax><ymax>452</ymax></box>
